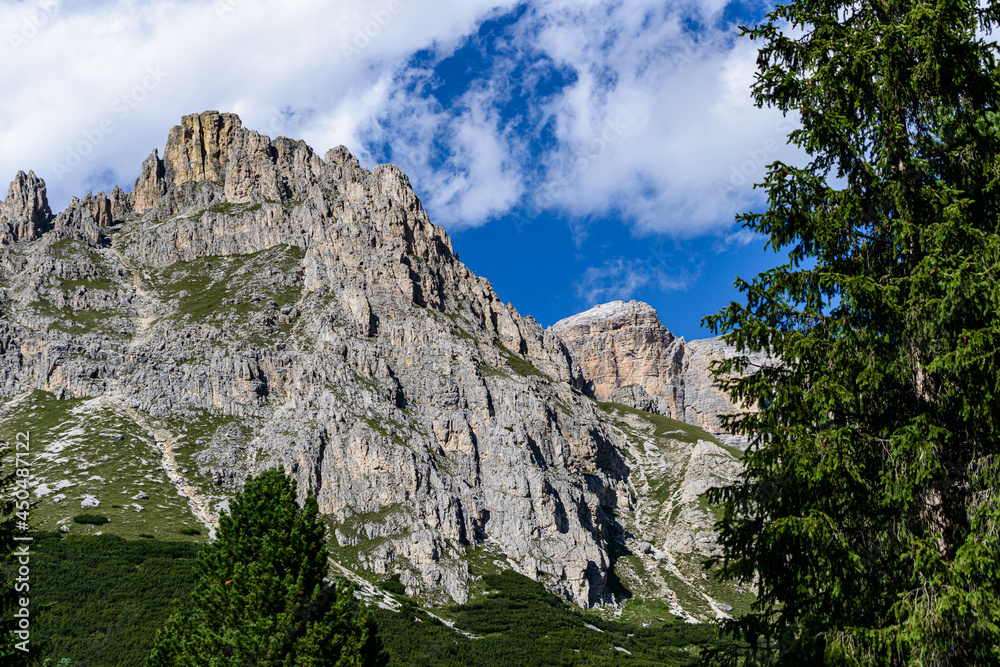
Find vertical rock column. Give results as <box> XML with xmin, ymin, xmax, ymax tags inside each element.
<box><xmin>0</xmin><ymin>170</ymin><xmax>51</xmax><ymax>244</ymax></box>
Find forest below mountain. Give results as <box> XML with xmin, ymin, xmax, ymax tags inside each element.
<box><xmin>17</xmin><ymin>530</ymin><xmax>727</xmax><ymax>666</ymax></box>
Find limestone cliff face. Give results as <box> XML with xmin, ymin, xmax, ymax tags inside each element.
<box><xmin>163</xmin><ymin>110</ymin><xmax>242</xmax><ymax>186</ymax></box>
<box><xmin>552</xmin><ymin>300</ymin><xmax>758</xmax><ymax>449</ymax></box>
<box><xmin>0</xmin><ymin>112</ymin><xmax>744</xmax><ymax>617</ymax></box>
<box><xmin>0</xmin><ymin>170</ymin><xmax>51</xmax><ymax>243</ymax></box>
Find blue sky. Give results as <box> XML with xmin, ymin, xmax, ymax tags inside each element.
<box><xmin>0</xmin><ymin>0</ymin><xmax>799</xmax><ymax>340</ymax></box>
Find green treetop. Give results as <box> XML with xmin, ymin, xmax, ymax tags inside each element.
<box><xmin>704</xmin><ymin>2</ymin><xmax>1000</xmax><ymax>665</ymax></box>
<box><xmin>147</xmin><ymin>468</ymin><xmax>383</xmax><ymax>667</ymax></box>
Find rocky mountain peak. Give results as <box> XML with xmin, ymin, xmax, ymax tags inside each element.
<box><xmin>551</xmin><ymin>300</ymin><xmax>665</xmax><ymax>333</ymax></box>
<box><xmin>551</xmin><ymin>299</ymin><xmax>681</xmax><ymax>401</ymax></box>
<box><xmin>0</xmin><ymin>113</ymin><xmax>749</xmax><ymax>618</ymax></box>
<box><xmin>131</xmin><ymin>109</ymin><xmax>328</xmax><ymax>216</ymax></box>
<box><xmin>163</xmin><ymin>110</ymin><xmax>242</xmax><ymax>186</ymax></box>
<box><xmin>553</xmin><ymin>299</ymin><xmax>759</xmax><ymax>449</ymax></box>
<box><xmin>0</xmin><ymin>169</ymin><xmax>51</xmax><ymax>243</ymax></box>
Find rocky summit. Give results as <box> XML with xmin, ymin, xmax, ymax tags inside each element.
<box><xmin>0</xmin><ymin>111</ymin><xmax>754</xmax><ymax>620</ymax></box>
<box><xmin>551</xmin><ymin>300</ymin><xmax>764</xmax><ymax>450</ymax></box>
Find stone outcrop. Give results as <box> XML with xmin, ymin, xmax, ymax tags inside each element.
<box><xmin>0</xmin><ymin>170</ymin><xmax>51</xmax><ymax>243</ymax></box>
<box><xmin>109</xmin><ymin>185</ymin><xmax>132</xmax><ymax>221</ymax></box>
<box><xmin>131</xmin><ymin>149</ymin><xmax>166</xmax><ymax>214</ymax></box>
<box><xmin>552</xmin><ymin>300</ymin><xmax>760</xmax><ymax>449</ymax></box>
<box><xmin>163</xmin><ymin>110</ymin><xmax>242</xmax><ymax>186</ymax></box>
<box><xmin>0</xmin><ymin>112</ymin><xmax>744</xmax><ymax>617</ymax></box>
<box><xmin>223</xmin><ymin>130</ymin><xmax>324</xmax><ymax>204</ymax></box>
<box><xmin>48</xmin><ymin>192</ymin><xmax>116</xmax><ymax>246</ymax></box>
<box><xmin>131</xmin><ymin>111</ymin><xmax>325</xmax><ymax>217</ymax></box>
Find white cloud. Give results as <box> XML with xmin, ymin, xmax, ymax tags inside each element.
<box><xmin>711</xmin><ymin>227</ymin><xmax>759</xmax><ymax>254</ymax></box>
<box><xmin>345</xmin><ymin>0</ymin><xmax>803</xmax><ymax>235</ymax></box>
<box><xmin>351</xmin><ymin>73</ymin><xmax>528</xmax><ymax>226</ymax></box>
<box><xmin>0</xmin><ymin>0</ymin><xmax>517</xmax><ymax>208</ymax></box>
<box><xmin>0</xmin><ymin>0</ymin><xmax>798</xmax><ymax>241</ymax></box>
<box><xmin>520</xmin><ymin>1</ymin><xmax>801</xmax><ymax>237</ymax></box>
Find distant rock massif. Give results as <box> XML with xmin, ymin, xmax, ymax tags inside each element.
<box><xmin>0</xmin><ymin>111</ymin><xmax>757</xmax><ymax>620</ymax></box>
<box><xmin>552</xmin><ymin>301</ymin><xmax>761</xmax><ymax>450</ymax></box>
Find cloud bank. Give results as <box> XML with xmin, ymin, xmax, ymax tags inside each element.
<box><xmin>0</xmin><ymin>0</ymin><xmax>795</xmax><ymax>240</ymax></box>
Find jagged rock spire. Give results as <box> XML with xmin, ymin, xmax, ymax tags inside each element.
<box><xmin>0</xmin><ymin>170</ymin><xmax>51</xmax><ymax>243</ymax></box>
<box><xmin>131</xmin><ymin>148</ymin><xmax>167</xmax><ymax>214</ymax></box>
<box><xmin>131</xmin><ymin>110</ymin><xmax>325</xmax><ymax>214</ymax></box>
<box><xmin>109</xmin><ymin>185</ymin><xmax>132</xmax><ymax>221</ymax></box>
<box><xmin>49</xmin><ymin>191</ymin><xmax>116</xmax><ymax>245</ymax></box>
<box><xmin>132</xmin><ymin>110</ymin><xmax>242</xmax><ymax>214</ymax></box>
<box><xmin>163</xmin><ymin>110</ymin><xmax>242</xmax><ymax>186</ymax></box>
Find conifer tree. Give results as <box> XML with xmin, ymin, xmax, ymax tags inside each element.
<box><xmin>147</xmin><ymin>468</ymin><xmax>383</xmax><ymax>666</ymax></box>
<box><xmin>704</xmin><ymin>2</ymin><xmax>1000</xmax><ymax>665</ymax></box>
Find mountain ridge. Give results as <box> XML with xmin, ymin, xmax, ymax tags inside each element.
<box><xmin>0</xmin><ymin>110</ymin><xmax>752</xmax><ymax>621</ymax></box>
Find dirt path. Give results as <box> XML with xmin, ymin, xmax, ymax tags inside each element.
<box><xmin>115</xmin><ymin>401</ymin><xmax>218</xmax><ymax>538</ymax></box>
<box><xmin>107</xmin><ymin>245</ymin><xmax>161</xmax><ymax>350</ymax></box>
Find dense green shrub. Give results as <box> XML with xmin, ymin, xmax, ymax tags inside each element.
<box><xmin>22</xmin><ymin>530</ymin><xmax>729</xmax><ymax>666</ymax></box>
<box><xmin>71</xmin><ymin>515</ymin><xmax>109</xmax><ymax>526</ymax></box>
<box><xmin>380</xmin><ymin>575</ymin><xmax>406</xmax><ymax>597</ymax></box>
<box><xmin>17</xmin><ymin>532</ymin><xmax>200</xmax><ymax>667</ymax></box>
<box><xmin>374</xmin><ymin>570</ymin><xmax>722</xmax><ymax>666</ymax></box>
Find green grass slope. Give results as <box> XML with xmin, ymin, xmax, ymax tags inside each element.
<box><xmin>0</xmin><ymin>391</ymin><xmax>207</xmax><ymax>541</ymax></box>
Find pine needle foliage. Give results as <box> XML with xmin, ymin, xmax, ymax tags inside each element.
<box><xmin>147</xmin><ymin>468</ymin><xmax>383</xmax><ymax>667</ymax></box>
<box><xmin>703</xmin><ymin>2</ymin><xmax>1000</xmax><ymax>665</ymax></box>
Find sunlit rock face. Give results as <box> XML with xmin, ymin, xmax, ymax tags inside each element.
<box><xmin>0</xmin><ymin>111</ymin><xmax>746</xmax><ymax>617</ymax></box>
<box><xmin>552</xmin><ymin>300</ymin><xmax>760</xmax><ymax>449</ymax></box>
